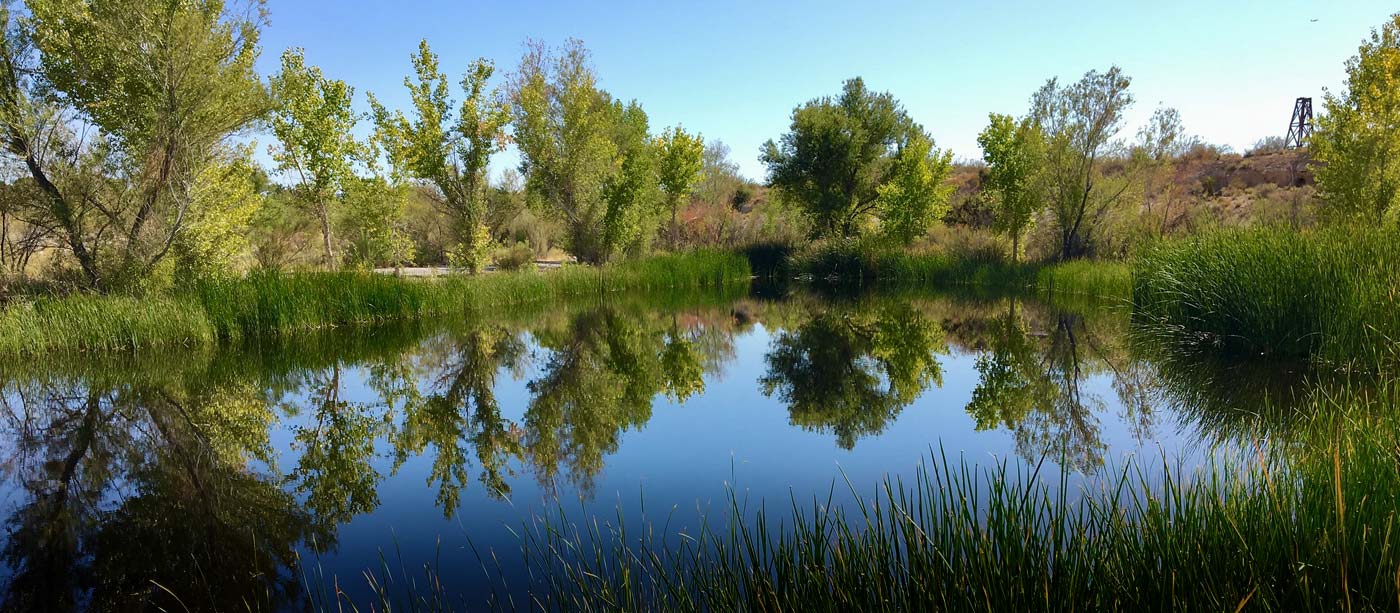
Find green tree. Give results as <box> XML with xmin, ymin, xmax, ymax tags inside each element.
<box><xmin>1030</xmin><ymin>67</ymin><xmax>1135</xmax><ymax>259</ymax></box>
<box><xmin>877</xmin><ymin>131</ymin><xmax>953</xmax><ymax>244</ymax></box>
<box><xmin>370</xmin><ymin>41</ymin><xmax>509</xmax><ymax>272</ymax></box>
<box><xmin>978</xmin><ymin>113</ymin><xmax>1046</xmax><ymax>261</ymax></box>
<box><xmin>4</xmin><ymin>0</ymin><xmax>269</xmax><ymax>289</ymax></box>
<box><xmin>1313</xmin><ymin>14</ymin><xmax>1400</xmax><ymax>225</ymax></box>
<box><xmin>509</xmin><ymin>39</ymin><xmax>656</xmax><ymax>264</ymax></box>
<box><xmin>762</xmin><ymin>78</ymin><xmax>949</xmax><ymax>240</ymax></box>
<box><xmin>600</xmin><ymin>101</ymin><xmax>660</xmax><ymax>259</ymax></box>
<box><xmin>172</xmin><ymin>146</ymin><xmax>264</xmax><ymax>281</ymax></box>
<box><xmin>656</xmin><ymin>126</ymin><xmax>705</xmax><ymax>249</ymax></box>
<box><xmin>338</xmin><ymin>175</ymin><xmax>415</xmax><ymax>268</ymax></box>
<box><xmin>269</xmin><ymin>47</ymin><xmax>361</xmax><ymax>269</ymax></box>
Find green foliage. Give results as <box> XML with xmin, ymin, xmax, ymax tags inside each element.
<box><xmin>656</xmin><ymin>125</ymin><xmax>706</xmax><ymax>248</ymax></box>
<box><xmin>762</xmin><ymin>78</ymin><xmax>950</xmax><ymax>240</ymax></box>
<box><xmin>876</xmin><ymin>132</ymin><xmax>954</xmax><ymax>244</ymax></box>
<box><xmin>493</xmin><ymin>241</ymin><xmax>536</xmax><ymax>272</ymax></box>
<box><xmin>269</xmin><ymin>47</ymin><xmax>363</xmax><ymax>268</ymax></box>
<box><xmin>339</xmin><ymin>177</ymin><xmax>415</xmax><ymax>269</ymax></box>
<box><xmin>173</xmin><ymin>148</ymin><xmax>264</xmax><ymax>282</ymax></box>
<box><xmin>1313</xmin><ymin>13</ymin><xmax>1400</xmax><ymax>225</ymax></box>
<box><xmin>1133</xmin><ymin>225</ymin><xmax>1400</xmax><ymax>371</ymax></box>
<box><xmin>1030</xmin><ymin>67</ymin><xmax>1136</xmax><ymax>259</ymax></box>
<box><xmin>978</xmin><ymin>113</ymin><xmax>1046</xmax><ymax>261</ymax></box>
<box><xmin>446</xmin><ymin>222</ymin><xmax>494</xmax><ymax>271</ymax></box>
<box><xmin>600</xmin><ymin>101</ymin><xmax>661</xmax><ymax>259</ymax></box>
<box><xmin>370</xmin><ymin>41</ymin><xmax>509</xmax><ymax>273</ymax></box>
<box><xmin>12</xmin><ymin>0</ymin><xmax>270</xmax><ymax>289</ymax></box>
<box><xmin>509</xmin><ymin>39</ymin><xmax>628</xmax><ymax>264</ymax></box>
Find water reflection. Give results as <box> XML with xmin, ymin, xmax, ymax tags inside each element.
<box><xmin>760</xmin><ymin>300</ymin><xmax>946</xmax><ymax>449</ymax></box>
<box><xmin>0</xmin><ymin>288</ymin><xmax>1373</xmax><ymax>608</ymax></box>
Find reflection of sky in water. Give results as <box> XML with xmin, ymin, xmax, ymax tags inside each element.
<box><xmin>0</xmin><ymin>294</ymin><xmax>1298</xmax><ymax>607</ymax></box>
<box><xmin>265</xmin><ymin>320</ymin><xmax>1208</xmax><ymax>603</ymax></box>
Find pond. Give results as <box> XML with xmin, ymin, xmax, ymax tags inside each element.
<box><xmin>0</xmin><ymin>286</ymin><xmax>1348</xmax><ymax>609</ymax></box>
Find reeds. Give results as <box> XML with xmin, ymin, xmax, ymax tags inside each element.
<box><xmin>1133</xmin><ymin>226</ymin><xmax>1400</xmax><ymax>371</ymax></box>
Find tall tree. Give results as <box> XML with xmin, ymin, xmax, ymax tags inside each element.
<box><xmin>762</xmin><ymin>78</ymin><xmax>949</xmax><ymax>240</ymax></box>
<box><xmin>1030</xmin><ymin>67</ymin><xmax>1134</xmax><ymax>259</ymax></box>
<box><xmin>509</xmin><ymin>39</ymin><xmax>655</xmax><ymax>264</ymax></box>
<box><xmin>1313</xmin><ymin>13</ymin><xmax>1400</xmax><ymax>225</ymax></box>
<box><xmin>978</xmin><ymin>113</ymin><xmax>1045</xmax><ymax>261</ymax></box>
<box><xmin>15</xmin><ymin>0</ymin><xmax>269</xmax><ymax>289</ymax></box>
<box><xmin>370</xmin><ymin>40</ymin><xmax>509</xmax><ymax>272</ymax></box>
<box><xmin>655</xmin><ymin>126</ymin><xmax>705</xmax><ymax>249</ymax></box>
<box><xmin>269</xmin><ymin>48</ymin><xmax>361</xmax><ymax>269</ymax></box>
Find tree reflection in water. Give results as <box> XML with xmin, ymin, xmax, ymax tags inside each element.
<box><xmin>760</xmin><ymin>301</ymin><xmax>946</xmax><ymax>449</ymax></box>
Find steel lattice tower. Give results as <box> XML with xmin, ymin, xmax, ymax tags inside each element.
<box><xmin>1285</xmin><ymin>97</ymin><xmax>1314</xmax><ymax>148</ymax></box>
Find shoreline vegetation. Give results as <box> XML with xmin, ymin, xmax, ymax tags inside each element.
<box><xmin>0</xmin><ymin>251</ymin><xmax>751</xmax><ymax>356</ymax></box>
<box><xmin>4</xmin><ymin>223</ymin><xmax>1395</xmax><ymax>372</ymax></box>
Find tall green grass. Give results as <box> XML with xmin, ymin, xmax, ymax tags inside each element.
<box><xmin>0</xmin><ymin>251</ymin><xmax>751</xmax><ymax>355</ymax></box>
<box><xmin>788</xmin><ymin>240</ymin><xmax>1131</xmax><ymax>300</ymax></box>
<box><xmin>1133</xmin><ymin>226</ymin><xmax>1400</xmax><ymax>371</ymax></box>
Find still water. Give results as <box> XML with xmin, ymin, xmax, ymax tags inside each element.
<box><xmin>0</xmin><ymin>287</ymin><xmax>1326</xmax><ymax>609</ymax></box>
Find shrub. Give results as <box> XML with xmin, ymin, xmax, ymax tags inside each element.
<box><xmin>493</xmin><ymin>242</ymin><xmax>537</xmax><ymax>272</ymax></box>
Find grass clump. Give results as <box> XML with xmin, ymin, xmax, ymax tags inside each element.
<box><xmin>0</xmin><ymin>250</ymin><xmax>751</xmax><ymax>355</ymax></box>
<box><xmin>1133</xmin><ymin>225</ymin><xmax>1400</xmax><ymax>370</ymax></box>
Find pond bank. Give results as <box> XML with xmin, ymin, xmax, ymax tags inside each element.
<box><xmin>0</xmin><ymin>251</ymin><xmax>751</xmax><ymax>356</ymax></box>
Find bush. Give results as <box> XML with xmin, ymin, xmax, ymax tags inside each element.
<box><xmin>493</xmin><ymin>242</ymin><xmax>537</xmax><ymax>272</ymax></box>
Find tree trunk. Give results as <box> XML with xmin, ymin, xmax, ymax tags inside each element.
<box><xmin>318</xmin><ymin>205</ymin><xmax>336</xmax><ymax>270</ymax></box>
<box><xmin>669</xmin><ymin>196</ymin><xmax>681</xmax><ymax>251</ymax></box>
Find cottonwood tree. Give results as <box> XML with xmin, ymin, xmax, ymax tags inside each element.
<box><xmin>269</xmin><ymin>48</ymin><xmax>361</xmax><ymax>269</ymax></box>
<box><xmin>656</xmin><ymin>126</ymin><xmax>705</xmax><ymax>249</ymax></box>
<box><xmin>6</xmin><ymin>0</ymin><xmax>270</xmax><ymax>290</ymax></box>
<box><xmin>762</xmin><ymin>78</ymin><xmax>951</xmax><ymax>241</ymax></box>
<box><xmin>509</xmin><ymin>39</ymin><xmax>659</xmax><ymax>263</ymax></box>
<box><xmin>1313</xmin><ymin>13</ymin><xmax>1400</xmax><ymax>225</ymax></box>
<box><xmin>1030</xmin><ymin>67</ymin><xmax>1135</xmax><ymax>259</ymax></box>
<box><xmin>371</xmin><ymin>41</ymin><xmax>509</xmax><ymax>272</ymax></box>
<box><xmin>877</xmin><ymin>131</ymin><xmax>953</xmax><ymax>244</ymax></box>
<box><xmin>978</xmin><ymin>113</ymin><xmax>1046</xmax><ymax>261</ymax></box>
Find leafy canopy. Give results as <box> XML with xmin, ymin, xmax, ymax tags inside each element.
<box><xmin>762</xmin><ymin>78</ymin><xmax>950</xmax><ymax>242</ymax></box>
<box><xmin>1313</xmin><ymin>13</ymin><xmax>1400</xmax><ymax>225</ymax></box>
<box><xmin>370</xmin><ymin>40</ymin><xmax>509</xmax><ymax>273</ymax></box>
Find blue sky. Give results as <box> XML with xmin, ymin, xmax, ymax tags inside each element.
<box><xmin>255</xmin><ymin>0</ymin><xmax>1396</xmax><ymax>180</ymax></box>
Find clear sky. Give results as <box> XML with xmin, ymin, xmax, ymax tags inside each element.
<box><xmin>255</xmin><ymin>0</ymin><xmax>1397</xmax><ymax>180</ymax></box>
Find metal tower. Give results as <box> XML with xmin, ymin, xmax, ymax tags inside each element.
<box><xmin>1285</xmin><ymin>97</ymin><xmax>1314</xmax><ymax>148</ymax></box>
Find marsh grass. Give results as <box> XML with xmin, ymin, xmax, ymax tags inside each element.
<box><xmin>0</xmin><ymin>251</ymin><xmax>751</xmax><ymax>355</ymax></box>
<box><xmin>326</xmin><ymin>420</ymin><xmax>1400</xmax><ymax>610</ymax></box>
<box><xmin>1133</xmin><ymin>226</ymin><xmax>1400</xmax><ymax>371</ymax></box>
<box><xmin>789</xmin><ymin>240</ymin><xmax>1132</xmax><ymax>300</ymax></box>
